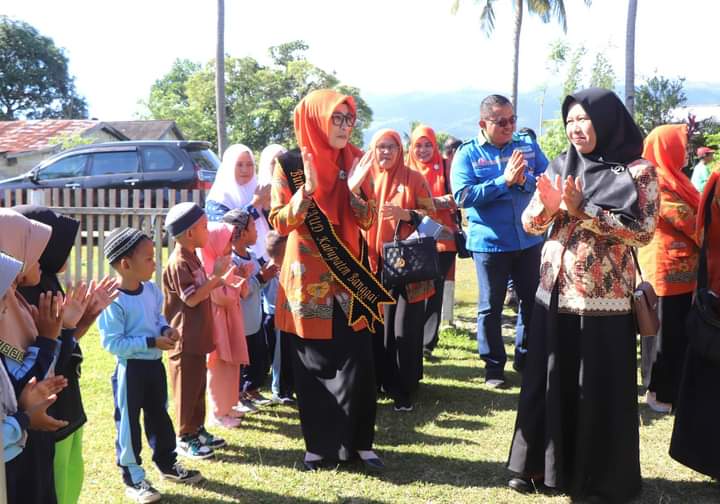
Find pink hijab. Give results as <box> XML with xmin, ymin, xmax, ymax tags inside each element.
<box><xmin>198</xmin><ymin>222</ymin><xmax>249</xmax><ymax>365</ymax></box>
<box><xmin>0</xmin><ymin>209</ymin><xmax>52</xmax><ymax>350</ymax></box>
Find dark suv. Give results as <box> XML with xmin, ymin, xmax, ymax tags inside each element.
<box><xmin>0</xmin><ymin>140</ymin><xmax>219</xmax><ymax>205</ymax></box>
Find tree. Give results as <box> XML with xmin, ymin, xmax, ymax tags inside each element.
<box><xmin>141</xmin><ymin>41</ymin><xmax>373</xmax><ymax>152</ymax></box>
<box><xmin>625</xmin><ymin>0</ymin><xmax>638</xmax><ymax>115</ymax></box>
<box><xmin>215</xmin><ymin>0</ymin><xmax>227</xmax><ymax>157</ymax></box>
<box><xmin>634</xmin><ymin>74</ymin><xmax>686</xmax><ymax>135</ymax></box>
<box><xmin>0</xmin><ymin>16</ymin><xmax>87</xmax><ymax>120</ymax></box>
<box><xmin>451</xmin><ymin>0</ymin><xmax>592</xmax><ymax>110</ymax></box>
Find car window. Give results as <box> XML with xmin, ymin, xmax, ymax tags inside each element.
<box><xmin>187</xmin><ymin>149</ymin><xmax>220</xmax><ymax>171</ymax></box>
<box><xmin>90</xmin><ymin>151</ymin><xmax>139</xmax><ymax>176</ymax></box>
<box><xmin>37</xmin><ymin>155</ymin><xmax>89</xmax><ymax>180</ymax></box>
<box><xmin>141</xmin><ymin>147</ymin><xmax>181</xmax><ymax>173</ymax></box>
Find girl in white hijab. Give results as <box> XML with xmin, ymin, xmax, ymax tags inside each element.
<box><xmin>206</xmin><ymin>144</ymin><xmax>272</xmax><ymax>261</ymax></box>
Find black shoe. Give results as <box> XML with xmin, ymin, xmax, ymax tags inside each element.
<box><xmin>361</xmin><ymin>457</ymin><xmax>385</xmax><ymax>472</ymax></box>
<box><xmin>302</xmin><ymin>459</ymin><xmax>323</xmax><ymax>472</ymax></box>
<box><xmin>508</xmin><ymin>477</ymin><xmax>533</xmax><ymax>493</ymax></box>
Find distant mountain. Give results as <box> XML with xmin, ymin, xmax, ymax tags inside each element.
<box><xmin>363</xmin><ymin>83</ymin><xmax>720</xmax><ymax>145</ymax></box>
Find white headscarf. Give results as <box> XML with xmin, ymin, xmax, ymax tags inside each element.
<box><xmin>207</xmin><ymin>144</ymin><xmax>271</xmax><ymax>260</ymax></box>
<box><xmin>258</xmin><ymin>144</ymin><xmax>287</xmax><ymax>188</ymax></box>
<box><xmin>0</xmin><ymin>252</ymin><xmax>23</xmax><ymax>419</ymax></box>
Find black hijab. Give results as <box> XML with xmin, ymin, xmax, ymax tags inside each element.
<box><xmin>13</xmin><ymin>205</ymin><xmax>80</xmax><ymax>305</ymax></box>
<box><xmin>547</xmin><ymin>87</ymin><xmax>645</xmax><ymax>223</ymax></box>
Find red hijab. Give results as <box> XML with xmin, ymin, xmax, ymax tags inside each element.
<box><xmin>294</xmin><ymin>89</ymin><xmax>365</xmax><ymax>254</ymax></box>
<box><xmin>365</xmin><ymin>129</ymin><xmax>406</xmax><ymax>273</ymax></box>
<box><xmin>643</xmin><ymin>124</ymin><xmax>700</xmax><ymax>210</ymax></box>
<box><xmin>407</xmin><ymin>124</ymin><xmax>445</xmax><ymax>197</ymax></box>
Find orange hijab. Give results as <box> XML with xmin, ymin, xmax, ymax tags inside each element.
<box><xmin>643</xmin><ymin>124</ymin><xmax>700</xmax><ymax>210</ymax></box>
<box><xmin>407</xmin><ymin>124</ymin><xmax>446</xmax><ymax>197</ymax></box>
<box><xmin>0</xmin><ymin>209</ymin><xmax>52</xmax><ymax>350</ymax></box>
<box><xmin>365</xmin><ymin>129</ymin><xmax>407</xmax><ymax>273</ymax></box>
<box><xmin>294</xmin><ymin>89</ymin><xmax>364</xmax><ymax>254</ymax></box>
<box><xmin>697</xmin><ymin>172</ymin><xmax>720</xmax><ymax>293</ymax></box>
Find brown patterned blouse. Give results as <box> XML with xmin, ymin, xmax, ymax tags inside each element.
<box><xmin>522</xmin><ymin>159</ymin><xmax>659</xmax><ymax>315</ymax></box>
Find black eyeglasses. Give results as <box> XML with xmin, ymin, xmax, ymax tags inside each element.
<box><xmin>485</xmin><ymin>115</ymin><xmax>517</xmax><ymax>128</ymax></box>
<box><xmin>330</xmin><ymin>113</ymin><xmax>356</xmax><ymax>128</ymax></box>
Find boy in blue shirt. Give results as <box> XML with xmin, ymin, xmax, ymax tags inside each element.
<box><xmin>99</xmin><ymin>227</ymin><xmax>203</xmax><ymax>503</ymax></box>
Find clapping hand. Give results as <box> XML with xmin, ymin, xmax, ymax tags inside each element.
<box><xmin>301</xmin><ymin>147</ymin><xmax>318</xmax><ymax>196</ymax></box>
<box><xmin>561</xmin><ymin>175</ymin><xmax>585</xmax><ymax>217</ymax></box>
<box><xmin>19</xmin><ymin>376</ymin><xmax>69</xmax><ymax>432</ymax></box>
<box><xmin>252</xmin><ymin>184</ymin><xmax>271</xmax><ymax>209</ymax></box>
<box><xmin>259</xmin><ymin>263</ymin><xmax>279</xmax><ymax>283</ymax></box>
<box><xmin>85</xmin><ymin>276</ymin><xmax>119</xmax><ymax>317</ymax></box>
<box><xmin>537</xmin><ymin>173</ymin><xmax>562</xmax><ymax>216</ymax></box>
<box><xmin>62</xmin><ymin>282</ymin><xmax>92</xmax><ymax>329</ymax></box>
<box><xmin>504</xmin><ymin>150</ymin><xmax>527</xmax><ymax>186</ymax></box>
<box><xmin>30</xmin><ymin>292</ymin><xmax>64</xmax><ymax>339</ymax></box>
<box><xmin>348</xmin><ymin>151</ymin><xmax>373</xmax><ymax>195</ymax></box>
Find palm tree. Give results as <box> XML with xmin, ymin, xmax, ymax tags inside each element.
<box><xmin>625</xmin><ymin>0</ymin><xmax>638</xmax><ymax>115</ymax></box>
<box><xmin>451</xmin><ymin>0</ymin><xmax>592</xmax><ymax>111</ymax></box>
<box><xmin>215</xmin><ymin>0</ymin><xmax>227</xmax><ymax>157</ymax></box>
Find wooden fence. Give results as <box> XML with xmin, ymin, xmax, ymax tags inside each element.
<box><xmin>2</xmin><ymin>188</ymin><xmax>207</xmax><ymax>285</ymax></box>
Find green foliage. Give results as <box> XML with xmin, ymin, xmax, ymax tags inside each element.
<box><xmin>634</xmin><ymin>74</ymin><xmax>687</xmax><ymax>136</ymax></box>
<box><xmin>539</xmin><ymin>118</ymin><xmax>568</xmax><ymax>160</ymax></box>
<box><xmin>48</xmin><ymin>131</ymin><xmax>95</xmax><ymax>151</ymax></box>
<box><xmin>0</xmin><ymin>16</ymin><xmax>87</xmax><ymax>120</ymax></box>
<box><xmin>141</xmin><ymin>41</ymin><xmax>373</xmax><ymax>153</ymax></box>
<box><xmin>589</xmin><ymin>51</ymin><xmax>616</xmax><ymax>91</ymax></box>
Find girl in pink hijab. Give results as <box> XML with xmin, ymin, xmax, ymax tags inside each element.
<box><xmin>199</xmin><ymin>222</ymin><xmax>251</xmax><ymax>428</ymax></box>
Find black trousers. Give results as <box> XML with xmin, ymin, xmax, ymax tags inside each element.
<box><xmin>648</xmin><ymin>293</ymin><xmax>693</xmax><ymax>404</ymax></box>
<box><xmin>264</xmin><ymin>313</ymin><xmax>295</xmax><ymax>397</ymax></box>
<box><xmin>241</xmin><ymin>328</ymin><xmax>269</xmax><ymax>393</ymax></box>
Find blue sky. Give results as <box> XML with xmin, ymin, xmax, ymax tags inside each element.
<box><xmin>5</xmin><ymin>0</ymin><xmax>719</xmax><ymax>120</ymax></box>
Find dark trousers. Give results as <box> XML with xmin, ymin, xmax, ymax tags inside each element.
<box><xmin>472</xmin><ymin>243</ymin><xmax>541</xmax><ymax>379</ymax></box>
<box><xmin>423</xmin><ymin>251</ymin><xmax>456</xmax><ymax>352</ymax></box>
<box><xmin>264</xmin><ymin>313</ymin><xmax>295</xmax><ymax>397</ymax></box>
<box><xmin>241</xmin><ymin>328</ymin><xmax>269</xmax><ymax>393</ymax></box>
<box><xmin>649</xmin><ymin>293</ymin><xmax>693</xmax><ymax>404</ymax></box>
<box><xmin>112</xmin><ymin>359</ymin><xmax>176</xmax><ymax>486</ymax></box>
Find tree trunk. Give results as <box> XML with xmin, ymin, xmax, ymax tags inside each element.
<box><xmin>625</xmin><ymin>0</ymin><xmax>638</xmax><ymax>115</ymax></box>
<box><xmin>215</xmin><ymin>0</ymin><xmax>227</xmax><ymax>157</ymax></box>
<box><xmin>511</xmin><ymin>0</ymin><xmax>524</xmax><ymax>111</ymax></box>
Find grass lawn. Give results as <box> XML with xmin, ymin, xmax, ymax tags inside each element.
<box><xmin>77</xmin><ymin>257</ymin><xmax>718</xmax><ymax>503</ymax></box>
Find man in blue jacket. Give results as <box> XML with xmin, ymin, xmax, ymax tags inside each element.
<box><xmin>451</xmin><ymin>94</ymin><xmax>548</xmax><ymax>387</ymax></box>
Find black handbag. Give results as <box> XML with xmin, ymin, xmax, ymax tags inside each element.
<box><xmin>687</xmin><ymin>180</ymin><xmax>720</xmax><ymax>363</ymax></box>
<box><xmin>443</xmin><ymin>159</ymin><xmax>471</xmax><ymax>259</ymax></box>
<box><xmin>382</xmin><ymin>218</ymin><xmax>440</xmax><ymax>287</ymax></box>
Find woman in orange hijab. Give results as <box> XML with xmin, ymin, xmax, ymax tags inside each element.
<box><xmin>638</xmin><ymin>124</ymin><xmax>700</xmax><ymax>413</ymax></box>
<box><xmin>269</xmin><ymin>89</ymin><xmax>389</xmax><ymax>471</ymax></box>
<box><xmin>363</xmin><ymin>129</ymin><xmax>436</xmax><ymax>412</ymax></box>
<box><xmin>407</xmin><ymin>125</ymin><xmax>458</xmax><ymax>357</ymax></box>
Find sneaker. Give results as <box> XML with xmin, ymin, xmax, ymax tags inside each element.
<box><xmin>209</xmin><ymin>415</ymin><xmax>242</xmax><ymax>428</ymax></box>
<box><xmin>246</xmin><ymin>390</ymin><xmax>272</xmax><ymax>406</ymax></box>
<box><xmin>271</xmin><ymin>394</ymin><xmax>296</xmax><ymax>405</ymax></box>
<box><xmin>485</xmin><ymin>378</ymin><xmax>506</xmax><ymax>389</ymax></box>
<box><xmin>233</xmin><ymin>400</ymin><xmax>258</xmax><ymax>415</ymax></box>
<box><xmin>197</xmin><ymin>426</ymin><xmax>226</xmax><ymax>449</ymax></box>
<box><xmin>176</xmin><ymin>436</ymin><xmax>214</xmax><ymax>460</ymax></box>
<box><xmin>125</xmin><ymin>479</ymin><xmax>161</xmax><ymax>503</ymax></box>
<box><xmin>646</xmin><ymin>391</ymin><xmax>672</xmax><ymax>413</ymax></box>
<box><xmin>160</xmin><ymin>462</ymin><xmax>203</xmax><ymax>484</ymax></box>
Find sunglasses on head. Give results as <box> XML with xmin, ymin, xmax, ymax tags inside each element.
<box><xmin>485</xmin><ymin>115</ymin><xmax>517</xmax><ymax>128</ymax></box>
